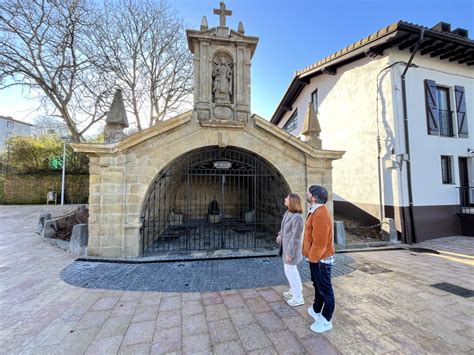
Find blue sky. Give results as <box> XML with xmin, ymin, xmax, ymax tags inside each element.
<box><xmin>180</xmin><ymin>0</ymin><xmax>473</xmax><ymax>118</ymax></box>
<box><xmin>1</xmin><ymin>0</ymin><xmax>473</xmax><ymax>125</ymax></box>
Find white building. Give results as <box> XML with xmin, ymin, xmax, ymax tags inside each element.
<box><xmin>271</xmin><ymin>21</ymin><xmax>474</xmax><ymax>242</ymax></box>
<box><xmin>0</xmin><ymin>116</ymin><xmax>34</xmax><ymax>150</ymax></box>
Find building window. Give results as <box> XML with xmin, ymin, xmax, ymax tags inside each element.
<box><xmin>5</xmin><ymin>132</ymin><xmax>12</xmax><ymax>139</ymax></box>
<box><xmin>436</xmin><ymin>87</ymin><xmax>454</xmax><ymax>137</ymax></box>
<box><xmin>283</xmin><ymin>110</ymin><xmax>298</xmax><ymax>133</ymax></box>
<box><xmin>311</xmin><ymin>89</ymin><xmax>318</xmax><ymax>112</ymax></box>
<box><xmin>7</xmin><ymin>121</ymin><xmax>14</xmax><ymax>129</ymax></box>
<box><xmin>425</xmin><ymin>80</ymin><xmax>459</xmax><ymax>137</ymax></box>
<box><xmin>441</xmin><ymin>156</ymin><xmax>453</xmax><ymax>184</ymax></box>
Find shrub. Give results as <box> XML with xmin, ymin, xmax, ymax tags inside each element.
<box><xmin>3</xmin><ymin>135</ymin><xmax>88</xmax><ymax>174</ymax></box>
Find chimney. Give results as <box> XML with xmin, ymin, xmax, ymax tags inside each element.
<box><xmin>452</xmin><ymin>28</ymin><xmax>469</xmax><ymax>38</ymax></box>
<box><xmin>431</xmin><ymin>22</ymin><xmax>451</xmax><ymax>32</ymax></box>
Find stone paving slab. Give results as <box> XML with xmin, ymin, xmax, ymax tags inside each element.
<box><xmin>0</xmin><ymin>206</ymin><xmax>473</xmax><ymax>354</ymax></box>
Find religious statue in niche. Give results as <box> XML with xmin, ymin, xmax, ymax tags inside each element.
<box><xmin>212</xmin><ymin>53</ymin><xmax>233</xmax><ymax>103</ymax></box>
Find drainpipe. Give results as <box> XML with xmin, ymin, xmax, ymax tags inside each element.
<box><xmin>303</xmin><ymin>150</ymin><xmax>309</xmax><ymax>214</ymax></box>
<box><xmin>376</xmin><ymin>61</ymin><xmax>406</xmax><ymax>228</ymax></box>
<box><xmin>400</xmin><ymin>29</ymin><xmax>424</xmax><ymax>244</ymax></box>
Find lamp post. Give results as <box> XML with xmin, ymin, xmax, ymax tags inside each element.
<box><xmin>60</xmin><ymin>136</ymin><xmax>70</xmax><ymax>205</ymax></box>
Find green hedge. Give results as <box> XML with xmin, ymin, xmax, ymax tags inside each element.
<box><xmin>4</xmin><ymin>135</ymin><xmax>88</xmax><ymax>174</ymax></box>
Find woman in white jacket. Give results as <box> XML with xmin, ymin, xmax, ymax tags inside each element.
<box><xmin>277</xmin><ymin>193</ymin><xmax>305</xmax><ymax>307</ymax></box>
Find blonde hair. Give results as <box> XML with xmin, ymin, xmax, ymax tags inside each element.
<box><xmin>287</xmin><ymin>193</ymin><xmax>303</xmax><ymax>213</ymax></box>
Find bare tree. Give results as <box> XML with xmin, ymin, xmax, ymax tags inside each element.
<box><xmin>93</xmin><ymin>0</ymin><xmax>193</xmax><ymax>130</ymax></box>
<box><xmin>0</xmin><ymin>0</ymin><xmax>112</xmax><ymax>142</ymax></box>
<box><xmin>32</xmin><ymin>115</ymin><xmax>69</xmax><ymax>137</ymax></box>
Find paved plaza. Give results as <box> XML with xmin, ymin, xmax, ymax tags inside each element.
<box><xmin>0</xmin><ymin>206</ymin><xmax>473</xmax><ymax>354</ymax></box>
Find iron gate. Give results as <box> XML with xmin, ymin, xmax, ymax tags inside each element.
<box><xmin>141</xmin><ymin>147</ymin><xmax>290</xmax><ymax>254</ymax></box>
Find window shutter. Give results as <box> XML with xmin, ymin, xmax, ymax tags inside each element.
<box><xmin>424</xmin><ymin>79</ymin><xmax>439</xmax><ymax>135</ymax></box>
<box><xmin>454</xmin><ymin>85</ymin><xmax>468</xmax><ymax>138</ymax></box>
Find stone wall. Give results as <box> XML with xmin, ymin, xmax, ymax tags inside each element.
<box><xmin>2</xmin><ymin>174</ymin><xmax>89</xmax><ymax>204</ymax></box>
<box><xmin>175</xmin><ymin>176</ymin><xmax>248</xmax><ymax>219</ymax></box>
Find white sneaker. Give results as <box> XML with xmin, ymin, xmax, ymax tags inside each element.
<box><xmin>282</xmin><ymin>289</ymin><xmax>293</xmax><ymax>299</ymax></box>
<box><xmin>286</xmin><ymin>297</ymin><xmax>305</xmax><ymax>307</ymax></box>
<box><xmin>310</xmin><ymin>317</ymin><xmax>333</xmax><ymax>333</ymax></box>
<box><xmin>307</xmin><ymin>306</ymin><xmax>322</xmax><ymax>322</ymax></box>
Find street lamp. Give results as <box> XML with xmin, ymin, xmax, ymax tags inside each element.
<box><xmin>60</xmin><ymin>135</ymin><xmax>71</xmax><ymax>205</ymax></box>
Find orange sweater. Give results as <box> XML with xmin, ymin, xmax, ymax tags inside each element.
<box><xmin>302</xmin><ymin>205</ymin><xmax>335</xmax><ymax>263</ymax></box>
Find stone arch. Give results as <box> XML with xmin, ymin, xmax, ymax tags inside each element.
<box><xmin>211</xmin><ymin>48</ymin><xmax>234</xmax><ymax>62</ymax></box>
<box><xmin>140</xmin><ymin>145</ymin><xmax>291</xmax><ymax>255</ymax></box>
<box><xmin>133</xmin><ymin>127</ymin><xmax>308</xmax><ymax>218</ymax></box>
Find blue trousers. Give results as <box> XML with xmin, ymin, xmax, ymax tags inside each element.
<box><xmin>309</xmin><ymin>261</ymin><xmax>335</xmax><ymax>321</ymax></box>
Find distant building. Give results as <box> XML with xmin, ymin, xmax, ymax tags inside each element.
<box><xmin>0</xmin><ymin>116</ymin><xmax>34</xmax><ymax>150</ymax></box>
<box><xmin>31</xmin><ymin>117</ymin><xmax>70</xmax><ymax>138</ymax></box>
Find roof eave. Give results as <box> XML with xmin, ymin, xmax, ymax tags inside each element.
<box><xmin>271</xmin><ymin>21</ymin><xmax>474</xmax><ymax>125</ymax></box>
<box><xmin>270</xmin><ymin>29</ymin><xmax>401</xmax><ymax>124</ymax></box>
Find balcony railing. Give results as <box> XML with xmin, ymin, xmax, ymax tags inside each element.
<box><xmin>438</xmin><ymin>109</ymin><xmax>454</xmax><ymax>137</ymax></box>
<box><xmin>457</xmin><ymin>186</ymin><xmax>474</xmax><ymax>214</ymax></box>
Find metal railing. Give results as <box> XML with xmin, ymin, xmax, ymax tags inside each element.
<box><xmin>438</xmin><ymin>109</ymin><xmax>454</xmax><ymax>137</ymax></box>
<box><xmin>457</xmin><ymin>186</ymin><xmax>473</xmax><ymax>214</ymax></box>
<box><xmin>140</xmin><ymin>147</ymin><xmax>290</xmax><ymax>255</ymax></box>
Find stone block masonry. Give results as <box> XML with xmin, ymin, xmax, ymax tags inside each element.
<box><xmin>3</xmin><ymin>174</ymin><xmax>89</xmax><ymax>204</ymax></box>
<box><xmin>73</xmin><ymin>114</ymin><xmax>343</xmax><ymax>258</ymax></box>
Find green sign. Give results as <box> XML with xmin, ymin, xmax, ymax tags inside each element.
<box><xmin>49</xmin><ymin>156</ymin><xmax>63</xmax><ymax>169</ymax></box>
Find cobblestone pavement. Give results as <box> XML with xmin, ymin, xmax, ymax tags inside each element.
<box><xmin>1</xmin><ymin>205</ymin><xmax>473</xmax><ymax>354</ymax></box>
<box><xmin>60</xmin><ymin>256</ymin><xmax>355</xmax><ymax>293</ymax></box>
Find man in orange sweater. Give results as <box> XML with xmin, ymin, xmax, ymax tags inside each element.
<box><xmin>302</xmin><ymin>185</ymin><xmax>335</xmax><ymax>333</ymax></box>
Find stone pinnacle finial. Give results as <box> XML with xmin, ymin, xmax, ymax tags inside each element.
<box><xmin>201</xmin><ymin>16</ymin><xmax>208</xmax><ymax>30</ymax></box>
<box><xmin>104</xmin><ymin>88</ymin><xmax>129</xmax><ymax>143</ymax></box>
<box><xmin>238</xmin><ymin>21</ymin><xmax>245</xmax><ymax>34</ymax></box>
<box><xmin>301</xmin><ymin>101</ymin><xmax>322</xmax><ymax>148</ymax></box>
<box><xmin>106</xmin><ymin>89</ymin><xmax>128</xmax><ymax>127</ymax></box>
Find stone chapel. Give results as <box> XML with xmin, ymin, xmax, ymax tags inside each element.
<box><xmin>72</xmin><ymin>2</ymin><xmax>344</xmax><ymax>259</ymax></box>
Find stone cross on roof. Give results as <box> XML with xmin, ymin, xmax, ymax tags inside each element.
<box><xmin>213</xmin><ymin>1</ymin><xmax>232</xmax><ymax>27</ymax></box>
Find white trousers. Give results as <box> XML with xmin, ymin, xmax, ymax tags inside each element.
<box><xmin>284</xmin><ymin>264</ymin><xmax>303</xmax><ymax>300</ymax></box>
